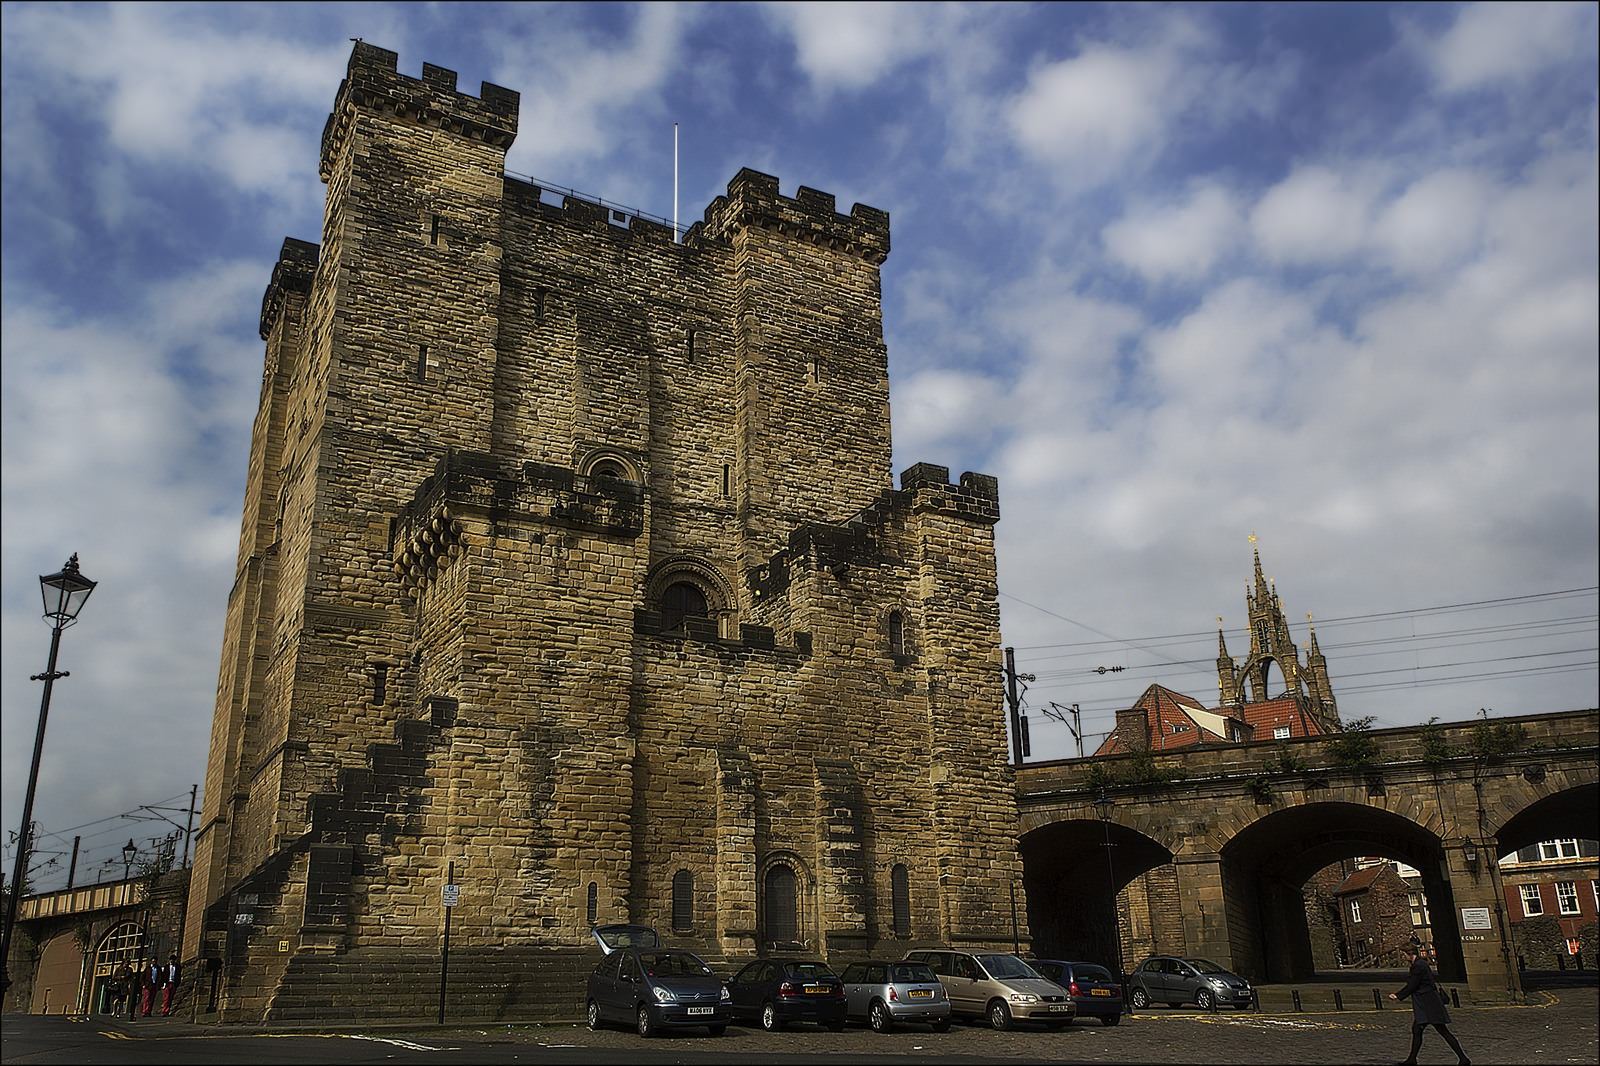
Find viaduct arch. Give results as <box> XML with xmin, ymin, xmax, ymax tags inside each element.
<box><xmin>1016</xmin><ymin>708</ymin><xmax>1599</xmax><ymax>1001</ymax></box>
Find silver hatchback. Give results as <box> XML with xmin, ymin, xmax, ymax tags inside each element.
<box><xmin>840</xmin><ymin>960</ymin><xmax>952</xmax><ymax>1032</ymax></box>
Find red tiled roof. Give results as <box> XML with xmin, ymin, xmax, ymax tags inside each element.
<box><xmin>1237</xmin><ymin>696</ymin><xmax>1326</xmax><ymax>739</ymax></box>
<box><xmin>1334</xmin><ymin>865</ymin><xmax>1386</xmax><ymax>895</ymax></box>
<box><xmin>1092</xmin><ymin>684</ymin><xmax>1230</xmax><ymax>756</ymax></box>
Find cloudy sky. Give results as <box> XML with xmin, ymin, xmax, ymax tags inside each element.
<box><xmin>3</xmin><ymin>2</ymin><xmax>1596</xmax><ymax>890</ymax></box>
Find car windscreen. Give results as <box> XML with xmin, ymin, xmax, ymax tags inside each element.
<box><xmin>784</xmin><ymin>962</ymin><xmax>836</xmax><ymax>980</ymax></box>
<box><xmin>594</xmin><ymin>925</ymin><xmax>661</xmax><ymax>951</ymax></box>
<box><xmin>1074</xmin><ymin>965</ymin><xmax>1114</xmax><ymax>982</ymax></box>
<box><xmin>976</xmin><ymin>955</ymin><xmax>1042</xmax><ymax>980</ymax></box>
<box><xmin>1190</xmin><ymin>959</ymin><xmax>1229</xmax><ymax>975</ymax></box>
<box><xmin>891</xmin><ymin>963</ymin><xmax>937</xmax><ymax>983</ymax></box>
<box><xmin>639</xmin><ymin>952</ymin><xmax>712</xmax><ymax>977</ymax></box>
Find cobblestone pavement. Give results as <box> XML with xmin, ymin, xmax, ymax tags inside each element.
<box><xmin>4</xmin><ymin>989</ymin><xmax>1595</xmax><ymax>1063</ymax></box>
<box><xmin>478</xmin><ymin>989</ymin><xmax>1597</xmax><ymax>1063</ymax></box>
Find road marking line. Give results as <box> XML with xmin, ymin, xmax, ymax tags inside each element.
<box><xmin>348</xmin><ymin>1034</ymin><xmax>441</xmax><ymax>1052</ymax></box>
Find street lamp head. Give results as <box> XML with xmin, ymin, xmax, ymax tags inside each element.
<box><xmin>39</xmin><ymin>555</ymin><xmax>96</xmax><ymax>627</ymax></box>
<box><xmin>122</xmin><ymin>839</ymin><xmax>138</xmax><ymax>866</ymax></box>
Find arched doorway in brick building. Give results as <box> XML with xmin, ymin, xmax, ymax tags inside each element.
<box><xmin>28</xmin><ymin>933</ymin><xmax>85</xmax><ymax>1015</ymax></box>
<box><xmin>758</xmin><ymin>854</ymin><xmax>812</xmax><ymax>954</ymax></box>
<box><xmin>90</xmin><ymin>922</ymin><xmax>141</xmax><ymax>1014</ymax></box>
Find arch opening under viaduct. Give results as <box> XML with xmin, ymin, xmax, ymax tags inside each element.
<box><xmin>1020</xmin><ymin>820</ymin><xmax>1172</xmax><ymax>968</ymax></box>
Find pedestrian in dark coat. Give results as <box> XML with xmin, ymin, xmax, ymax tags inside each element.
<box><xmin>1388</xmin><ymin>943</ymin><xmax>1470</xmax><ymax>1065</ymax></box>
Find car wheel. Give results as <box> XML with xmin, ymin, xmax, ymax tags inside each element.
<box><xmin>637</xmin><ymin>1005</ymin><xmax>655</xmax><ymax>1038</ymax></box>
<box><xmin>932</xmin><ymin>1017</ymin><xmax>951</xmax><ymax>1033</ymax></box>
<box><xmin>987</xmin><ymin>1000</ymin><xmax>1012</xmax><ymax>1031</ymax></box>
<box><xmin>761</xmin><ymin>1001</ymin><xmax>783</xmax><ymax>1031</ymax></box>
<box><xmin>1100</xmin><ymin>1013</ymin><xmax>1121</xmax><ymax>1026</ymax></box>
<box><xmin>1196</xmin><ymin>990</ymin><xmax>1215</xmax><ymax>1011</ymax></box>
<box><xmin>708</xmin><ymin>1025</ymin><xmax>726</xmax><ymax>1037</ymax></box>
<box><xmin>869</xmin><ymin>1001</ymin><xmax>893</xmax><ymax>1033</ymax></box>
<box><xmin>1130</xmin><ymin>988</ymin><xmax>1149</xmax><ymax>1009</ymax></box>
<box><xmin>586</xmin><ymin>1000</ymin><xmax>601</xmax><ymax>1031</ymax></box>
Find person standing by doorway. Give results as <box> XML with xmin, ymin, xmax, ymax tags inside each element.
<box><xmin>1388</xmin><ymin>942</ymin><xmax>1470</xmax><ymax>1065</ymax></box>
<box><xmin>160</xmin><ymin>953</ymin><xmax>181</xmax><ymax>1016</ymax></box>
<box><xmin>141</xmin><ymin>958</ymin><xmax>159</xmax><ymax>1016</ymax></box>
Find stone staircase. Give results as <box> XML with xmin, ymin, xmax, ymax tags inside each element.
<box><xmin>265</xmin><ymin>945</ymin><xmax>598</xmax><ymax>1023</ymax></box>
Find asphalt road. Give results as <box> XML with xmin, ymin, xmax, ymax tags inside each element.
<box><xmin>4</xmin><ymin>988</ymin><xmax>1597</xmax><ymax>1064</ymax></box>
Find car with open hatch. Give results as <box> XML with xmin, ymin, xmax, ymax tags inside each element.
<box><xmin>585</xmin><ymin>924</ymin><xmax>730</xmax><ymax>1037</ymax></box>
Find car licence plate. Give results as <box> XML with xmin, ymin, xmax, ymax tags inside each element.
<box><xmin>1049</xmin><ymin>1004</ymin><xmax>1070</xmax><ymax>1012</ymax></box>
<box><xmin>1091</xmin><ymin>988</ymin><xmax>1112</xmax><ymax>996</ymax></box>
<box><xmin>804</xmin><ymin>985</ymin><xmax>830</xmax><ymax>995</ymax></box>
<box><xmin>908</xmin><ymin>989</ymin><xmax>932</xmax><ymax>999</ymax></box>
<box><xmin>687</xmin><ymin>1006</ymin><xmax>714</xmax><ymax>1016</ymax></box>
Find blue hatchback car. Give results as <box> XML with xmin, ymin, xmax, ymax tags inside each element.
<box><xmin>585</xmin><ymin>926</ymin><xmax>730</xmax><ymax>1037</ymax></box>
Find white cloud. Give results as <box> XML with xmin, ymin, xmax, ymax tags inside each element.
<box><xmin>1009</xmin><ymin>44</ymin><xmax>1180</xmax><ymax>180</ymax></box>
<box><xmin>1250</xmin><ymin>164</ymin><xmax>1384</xmax><ymax>265</ymax></box>
<box><xmin>1373</xmin><ymin>169</ymin><xmax>1491</xmax><ymax>275</ymax></box>
<box><xmin>1424</xmin><ymin>2</ymin><xmax>1597</xmax><ymax>94</ymax></box>
<box><xmin>763</xmin><ymin>2</ymin><xmax>952</xmax><ymax>92</ymax></box>
<box><xmin>1103</xmin><ymin>183</ymin><xmax>1244</xmax><ymax>282</ymax></box>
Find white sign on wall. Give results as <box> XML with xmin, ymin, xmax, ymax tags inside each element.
<box><xmin>442</xmin><ymin>884</ymin><xmax>460</xmax><ymax>908</ymax></box>
<box><xmin>1460</xmin><ymin>907</ymin><xmax>1492</xmax><ymax>931</ymax></box>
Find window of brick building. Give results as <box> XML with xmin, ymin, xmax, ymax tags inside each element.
<box><xmin>590</xmin><ymin>459</ymin><xmax>627</xmax><ymax>481</ymax></box>
<box><xmin>887</xmin><ymin>611</ymin><xmax>906</xmax><ymax>658</ymax></box>
<box><xmin>891</xmin><ymin>864</ymin><xmax>911</xmax><ymax>937</ymax></box>
<box><xmin>1274</xmin><ymin>725</ymin><xmax>1291</xmax><ymax>740</ymax></box>
<box><xmin>1408</xmin><ymin>892</ymin><xmax>1430</xmax><ymax>928</ymax></box>
<box><xmin>1556</xmin><ymin>881</ymin><xmax>1580</xmax><ymax>915</ymax></box>
<box><xmin>1349</xmin><ymin>899</ymin><xmax>1362</xmax><ymax>923</ymax></box>
<box><xmin>1519</xmin><ymin>883</ymin><xmax>1544</xmax><ymax>916</ymax></box>
<box><xmin>672</xmin><ymin>870</ymin><xmax>693</xmax><ymax>933</ymax></box>
<box><xmin>1540</xmin><ymin>839</ymin><xmax>1581</xmax><ymax>860</ymax></box>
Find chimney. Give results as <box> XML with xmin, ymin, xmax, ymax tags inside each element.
<box><xmin>1115</xmin><ymin>706</ymin><xmax>1151</xmax><ymax>754</ymax></box>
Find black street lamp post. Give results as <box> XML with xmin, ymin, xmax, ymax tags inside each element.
<box><xmin>1093</xmin><ymin>792</ymin><xmax>1126</xmax><ymax>990</ymax></box>
<box><xmin>1</xmin><ymin>555</ymin><xmax>97</xmax><ymax>999</ymax></box>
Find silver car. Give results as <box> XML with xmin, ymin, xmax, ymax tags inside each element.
<box><xmin>904</xmin><ymin>950</ymin><xmax>1073</xmax><ymax>1030</ymax></box>
<box><xmin>840</xmin><ymin>960</ymin><xmax>952</xmax><ymax>1032</ymax></box>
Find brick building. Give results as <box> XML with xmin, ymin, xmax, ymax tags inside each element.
<box><xmin>1302</xmin><ymin>858</ymin><xmax>1432</xmax><ymax>970</ymax></box>
<box><xmin>1498</xmin><ymin>838</ymin><xmax>1600</xmax><ymax>969</ymax></box>
<box><xmin>183</xmin><ymin>42</ymin><xmax>1022</xmax><ymax>1021</ymax></box>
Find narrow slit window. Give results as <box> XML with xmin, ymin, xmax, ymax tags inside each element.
<box><xmin>415</xmin><ymin>345</ymin><xmax>429</xmax><ymax>383</ymax></box>
<box><xmin>586</xmin><ymin>881</ymin><xmax>598</xmax><ymax>926</ymax></box>
<box><xmin>887</xmin><ymin>611</ymin><xmax>906</xmax><ymax>658</ymax></box>
<box><xmin>687</xmin><ymin>329</ymin><xmax>696</xmax><ymax>363</ymax></box>
<box><xmin>371</xmin><ymin>663</ymin><xmax>387</xmax><ymax>706</ymax></box>
<box><xmin>808</xmin><ymin>355</ymin><xmax>821</xmax><ymax>384</ymax></box>
<box><xmin>721</xmin><ymin>464</ymin><xmax>730</xmax><ymax>498</ymax></box>
<box><xmin>891</xmin><ymin>864</ymin><xmax>910</xmax><ymax>937</ymax></box>
<box><xmin>429</xmin><ymin>214</ymin><xmax>441</xmax><ymax>246</ymax></box>
<box><xmin>534</xmin><ymin>287</ymin><xmax>547</xmax><ymax>324</ymax></box>
<box><xmin>672</xmin><ymin>870</ymin><xmax>693</xmax><ymax>933</ymax></box>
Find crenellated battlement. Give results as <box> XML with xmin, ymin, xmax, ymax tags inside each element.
<box><xmin>696</xmin><ymin>167</ymin><xmax>890</xmax><ymax>264</ymax></box>
<box><xmin>319</xmin><ymin>42</ymin><xmax>520</xmax><ymax>181</ymax></box>
<box><xmin>503</xmin><ymin>175</ymin><xmax>680</xmax><ymax>248</ymax></box>
<box><xmin>746</xmin><ymin>464</ymin><xmax>1000</xmax><ymax>601</ymax></box>
<box><xmin>258</xmin><ymin>237</ymin><xmax>319</xmax><ymax>341</ymax></box>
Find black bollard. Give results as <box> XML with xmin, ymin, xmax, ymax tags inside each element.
<box><xmin>1373</xmin><ymin>988</ymin><xmax>1383</xmax><ymax>1010</ymax></box>
<box><xmin>1450</xmin><ymin>988</ymin><xmax>1460</xmax><ymax>1008</ymax></box>
<box><xmin>1292</xmin><ymin>989</ymin><xmax>1302</xmax><ymax>1011</ymax></box>
<box><xmin>1251</xmin><ymin>988</ymin><xmax>1261</xmax><ymax>1013</ymax></box>
<box><xmin>1334</xmin><ymin>989</ymin><xmax>1344</xmax><ymax>1011</ymax></box>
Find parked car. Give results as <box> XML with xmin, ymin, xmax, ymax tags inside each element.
<box><xmin>585</xmin><ymin>939</ymin><xmax>730</xmax><ymax>1037</ymax></box>
<box><xmin>1030</xmin><ymin>959</ymin><xmax>1123</xmax><ymax>1025</ymax></box>
<box><xmin>726</xmin><ymin>958</ymin><xmax>847</xmax><ymax>1031</ymax></box>
<box><xmin>839</xmin><ymin>959</ymin><xmax>952</xmax><ymax>1032</ymax></box>
<box><xmin>903</xmin><ymin>949</ymin><xmax>1073</xmax><ymax>1030</ymax></box>
<box><xmin>1127</xmin><ymin>956</ymin><xmax>1253</xmax><ymax>1011</ymax></box>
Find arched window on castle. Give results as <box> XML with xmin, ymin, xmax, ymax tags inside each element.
<box><xmin>661</xmin><ymin>581</ymin><xmax>710</xmax><ymax>633</ymax></box>
<box><xmin>887</xmin><ymin>611</ymin><xmax>906</xmax><ymax>658</ymax></box>
<box><xmin>891</xmin><ymin>864</ymin><xmax>911</xmax><ymax>937</ymax></box>
<box><xmin>586</xmin><ymin>882</ymin><xmax>598</xmax><ymax>927</ymax></box>
<box><xmin>590</xmin><ymin>458</ymin><xmax>628</xmax><ymax>482</ymax></box>
<box><xmin>672</xmin><ymin>870</ymin><xmax>694</xmax><ymax>933</ymax></box>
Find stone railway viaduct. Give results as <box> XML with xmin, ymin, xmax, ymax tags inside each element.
<box><xmin>1015</xmin><ymin>707</ymin><xmax>1599</xmax><ymax>1002</ymax></box>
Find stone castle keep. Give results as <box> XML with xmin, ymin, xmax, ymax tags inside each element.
<box><xmin>184</xmin><ymin>42</ymin><xmax>1024</xmax><ymax>1019</ymax></box>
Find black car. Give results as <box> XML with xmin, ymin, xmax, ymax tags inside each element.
<box><xmin>586</xmin><ymin>946</ymin><xmax>731</xmax><ymax>1037</ymax></box>
<box><xmin>1128</xmin><ymin>956</ymin><xmax>1253</xmax><ymax>1011</ymax></box>
<box><xmin>726</xmin><ymin>958</ymin><xmax>848</xmax><ymax>1031</ymax></box>
<box><xmin>1031</xmin><ymin>960</ymin><xmax>1123</xmax><ymax>1025</ymax></box>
